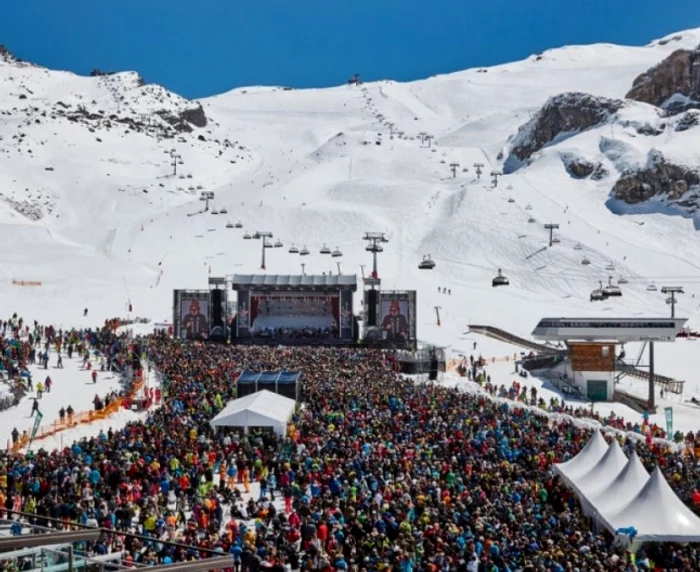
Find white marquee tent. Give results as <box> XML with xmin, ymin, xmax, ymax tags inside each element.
<box><xmin>598</xmin><ymin>467</ymin><xmax>700</xmax><ymax>542</ymax></box>
<box><xmin>555</xmin><ymin>432</ymin><xmax>700</xmax><ymax>544</ymax></box>
<box><xmin>554</xmin><ymin>429</ymin><xmax>608</xmax><ymax>484</ymax></box>
<box><xmin>582</xmin><ymin>450</ymin><xmax>649</xmax><ymax>517</ymax></box>
<box><xmin>209</xmin><ymin>390</ymin><xmax>296</xmax><ymax>437</ymax></box>
<box><xmin>566</xmin><ymin>438</ymin><xmax>628</xmax><ymax>497</ymax></box>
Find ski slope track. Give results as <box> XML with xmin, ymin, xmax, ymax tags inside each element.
<box><xmin>3</xmin><ymin>31</ymin><xmax>700</xmax><ymax>412</ymax></box>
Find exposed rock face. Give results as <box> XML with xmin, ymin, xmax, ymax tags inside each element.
<box><xmin>612</xmin><ymin>152</ymin><xmax>700</xmax><ymax>204</ymax></box>
<box><xmin>626</xmin><ymin>46</ymin><xmax>700</xmax><ymax>113</ymax></box>
<box><xmin>675</xmin><ymin>110</ymin><xmax>700</xmax><ymax>132</ymax></box>
<box><xmin>506</xmin><ymin>92</ymin><xmax>624</xmax><ymax>168</ymax></box>
<box><xmin>560</xmin><ymin>153</ymin><xmax>608</xmax><ymax>180</ymax></box>
<box><xmin>155</xmin><ymin>103</ymin><xmax>207</xmax><ymax>133</ymax></box>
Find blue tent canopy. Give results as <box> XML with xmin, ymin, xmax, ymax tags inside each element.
<box><xmin>236</xmin><ymin>370</ymin><xmax>301</xmax><ymax>400</ymax></box>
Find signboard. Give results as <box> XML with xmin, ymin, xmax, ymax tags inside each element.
<box><xmin>665</xmin><ymin>406</ymin><xmax>673</xmax><ymax>436</ymax></box>
<box><xmin>378</xmin><ymin>291</ymin><xmax>417</xmax><ymax>349</ymax></box>
<box><xmin>28</xmin><ymin>410</ymin><xmax>43</xmax><ymax>448</ymax></box>
<box><xmin>174</xmin><ymin>291</ymin><xmax>210</xmax><ymax>341</ymax></box>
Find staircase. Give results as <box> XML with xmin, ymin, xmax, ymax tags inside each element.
<box><xmin>615</xmin><ymin>362</ymin><xmax>684</xmax><ymax>394</ymax></box>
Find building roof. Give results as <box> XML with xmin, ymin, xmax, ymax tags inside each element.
<box><xmin>209</xmin><ymin>390</ymin><xmax>296</xmax><ymax>433</ymax></box>
<box><xmin>231</xmin><ymin>274</ymin><xmax>357</xmax><ymax>290</ymax></box>
<box><xmin>532</xmin><ymin>317</ymin><xmax>687</xmax><ymax>343</ymax></box>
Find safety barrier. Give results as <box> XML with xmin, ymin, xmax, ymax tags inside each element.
<box><xmin>11</xmin><ymin>280</ymin><xmax>42</xmax><ymax>286</ymax></box>
<box><xmin>10</xmin><ymin>371</ymin><xmax>145</xmax><ymax>453</ymax></box>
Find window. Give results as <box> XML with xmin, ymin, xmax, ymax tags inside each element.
<box><xmin>602</xmin><ymin>346</ymin><xmax>609</xmax><ymax>357</ymax></box>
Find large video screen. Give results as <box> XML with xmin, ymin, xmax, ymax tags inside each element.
<box><xmin>178</xmin><ymin>292</ymin><xmax>210</xmax><ymax>341</ymax></box>
<box><xmin>379</xmin><ymin>291</ymin><xmax>417</xmax><ymax>348</ymax></box>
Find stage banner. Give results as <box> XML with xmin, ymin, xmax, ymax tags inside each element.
<box><xmin>236</xmin><ymin>289</ymin><xmax>251</xmax><ymax>338</ymax></box>
<box><xmin>379</xmin><ymin>291</ymin><xmax>417</xmax><ymax>349</ymax></box>
<box><xmin>179</xmin><ymin>292</ymin><xmax>210</xmax><ymax>341</ymax></box>
<box><xmin>339</xmin><ymin>290</ymin><xmax>354</xmax><ymax>339</ymax></box>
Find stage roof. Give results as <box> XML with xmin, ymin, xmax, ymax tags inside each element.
<box><xmin>231</xmin><ymin>274</ymin><xmax>357</xmax><ymax>291</ymax></box>
<box><xmin>532</xmin><ymin>317</ymin><xmax>687</xmax><ymax>343</ymax></box>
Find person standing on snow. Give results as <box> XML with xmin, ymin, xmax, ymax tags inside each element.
<box><xmin>92</xmin><ymin>370</ymin><xmax>98</xmax><ymax>384</ymax></box>
<box><xmin>44</xmin><ymin>376</ymin><xmax>52</xmax><ymax>393</ymax></box>
<box><xmin>30</xmin><ymin>398</ymin><xmax>39</xmax><ymax>417</ymax></box>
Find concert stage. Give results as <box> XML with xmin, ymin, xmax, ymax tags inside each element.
<box><xmin>231</xmin><ymin>274</ymin><xmax>358</xmax><ymax>345</ymax></box>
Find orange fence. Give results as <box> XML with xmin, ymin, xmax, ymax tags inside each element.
<box><xmin>10</xmin><ymin>371</ymin><xmax>146</xmax><ymax>453</ymax></box>
<box><xmin>11</xmin><ymin>280</ymin><xmax>42</xmax><ymax>286</ymax></box>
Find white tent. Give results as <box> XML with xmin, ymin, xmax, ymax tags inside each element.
<box><xmin>582</xmin><ymin>449</ymin><xmax>649</xmax><ymax>517</ymax></box>
<box><xmin>567</xmin><ymin>438</ymin><xmax>627</xmax><ymax>496</ymax></box>
<box><xmin>598</xmin><ymin>467</ymin><xmax>700</xmax><ymax>542</ymax></box>
<box><xmin>209</xmin><ymin>390</ymin><xmax>296</xmax><ymax>437</ymax></box>
<box><xmin>554</xmin><ymin>429</ymin><xmax>608</xmax><ymax>484</ymax></box>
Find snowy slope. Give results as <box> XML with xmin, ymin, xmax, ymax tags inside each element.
<box><xmin>2</xmin><ymin>31</ymin><xmax>700</xmax><ymax>399</ymax></box>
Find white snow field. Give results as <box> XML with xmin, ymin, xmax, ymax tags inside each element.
<box><xmin>2</xmin><ymin>29</ymin><xmax>700</xmax><ymax>440</ymax></box>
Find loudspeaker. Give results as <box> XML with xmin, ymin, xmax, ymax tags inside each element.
<box><xmin>210</xmin><ymin>290</ymin><xmax>225</xmax><ymax>342</ymax></box>
<box><xmin>429</xmin><ymin>358</ymin><xmax>438</xmax><ymax>381</ymax></box>
<box><xmin>367</xmin><ymin>289</ymin><xmax>378</xmax><ymax>327</ymax></box>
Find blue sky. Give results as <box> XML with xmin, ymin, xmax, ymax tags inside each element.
<box><xmin>2</xmin><ymin>1</ymin><xmax>699</xmax><ymax>99</ymax></box>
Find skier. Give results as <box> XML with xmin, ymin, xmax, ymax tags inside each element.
<box><xmin>59</xmin><ymin>407</ymin><xmax>66</xmax><ymax>423</ymax></box>
<box><xmin>66</xmin><ymin>405</ymin><xmax>74</xmax><ymax>424</ymax></box>
<box><xmin>92</xmin><ymin>370</ymin><xmax>98</xmax><ymax>384</ymax></box>
<box><xmin>30</xmin><ymin>398</ymin><xmax>39</xmax><ymax>417</ymax></box>
<box><xmin>57</xmin><ymin>354</ymin><xmax>63</xmax><ymax>369</ymax></box>
<box><xmin>84</xmin><ymin>308</ymin><xmax>88</xmax><ymax>317</ymax></box>
<box><xmin>44</xmin><ymin>376</ymin><xmax>52</xmax><ymax>393</ymax></box>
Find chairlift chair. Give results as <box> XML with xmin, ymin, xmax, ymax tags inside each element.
<box><xmin>199</xmin><ymin>195</ymin><xmax>206</xmax><ymax>201</ymax></box>
<box><xmin>243</xmin><ymin>232</ymin><xmax>252</xmax><ymax>239</ymax></box>
<box><xmin>666</xmin><ymin>296</ymin><xmax>674</xmax><ymax>305</ymax></box>
<box><xmin>647</xmin><ymin>283</ymin><xmax>657</xmax><ymax>292</ymax></box>
<box><xmin>525</xmin><ymin>203</ymin><xmax>532</xmax><ymax>211</ymax></box>
<box><xmin>508</xmin><ymin>198</ymin><xmax>515</xmax><ymax>203</ymax></box>
<box><xmin>226</xmin><ymin>221</ymin><xmax>234</xmax><ymax>229</ymax></box>
<box><xmin>211</xmin><ymin>209</ymin><xmax>219</xmax><ymax>215</ymax></box>
<box><xmin>528</xmin><ymin>217</ymin><xmax>536</xmax><ymax>223</ymax></box>
<box><xmin>492</xmin><ymin>269</ymin><xmax>509</xmax><ymax>287</ymax></box>
<box><xmin>252</xmin><ymin>232</ymin><xmax>261</xmax><ymax>239</ymax></box>
<box><xmin>331</xmin><ymin>247</ymin><xmax>342</xmax><ymax>258</ymax></box>
<box><xmin>264</xmin><ymin>241</ymin><xmax>274</xmax><ymax>249</ymax></box>
<box><xmin>418</xmin><ymin>255</ymin><xmax>436</xmax><ymax>270</ymax></box>
<box><xmin>605</xmin><ymin>263</ymin><xmax>615</xmax><ymax>271</ymax></box>
<box><xmin>573</xmin><ymin>243</ymin><xmax>582</xmax><ymax>251</ymax></box>
<box><xmin>581</xmin><ymin>257</ymin><xmax>591</xmax><ymax>265</ymax></box>
<box><xmin>289</xmin><ymin>244</ymin><xmax>299</xmax><ymax>254</ymax></box>
<box><xmin>320</xmin><ymin>244</ymin><xmax>331</xmax><ymax>255</ymax></box>
<box><xmin>220</xmin><ymin>207</ymin><xmax>228</xmax><ymax>214</ymax></box>
<box><xmin>551</xmin><ymin>237</ymin><xmax>560</xmax><ymax>244</ymax></box>
<box><xmin>234</xmin><ymin>221</ymin><xmax>243</xmax><ymax>228</ymax></box>
<box><xmin>300</xmin><ymin>246</ymin><xmax>310</xmax><ymax>256</ymax></box>
<box><xmin>366</xmin><ymin>244</ymin><xmax>383</xmax><ymax>253</ymax></box>
<box><xmin>590</xmin><ymin>283</ymin><xmax>607</xmax><ymax>302</ymax></box>
<box><xmin>274</xmin><ymin>239</ymin><xmax>283</xmax><ymax>248</ymax></box>
<box><xmin>618</xmin><ymin>277</ymin><xmax>628</xmax><ymax>285</ymax></box>
<box><xmin>602</xmin><ymin>276</ymin><xmax>622</xmax><ymax>297</ymax></box>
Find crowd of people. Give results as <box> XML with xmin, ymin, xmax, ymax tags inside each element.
<box><xmin>2</xmin><ymin>320</ymin><xmax>700</xmax><ymax>570</ymax></box>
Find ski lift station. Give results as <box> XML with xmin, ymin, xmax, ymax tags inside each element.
<box><xmin>530</xmin><ymin>317</ymin><xmax>687</xmax><ymax>405</ymax></box>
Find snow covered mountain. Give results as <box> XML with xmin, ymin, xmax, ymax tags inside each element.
<box><xmin>2</xmin><ymin>29</ymin><xmax>700</xmax><ymax>353</ymax></box>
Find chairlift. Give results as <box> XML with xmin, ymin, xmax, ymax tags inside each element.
<box><xmin>647</xmin><ymin>283</ymin><xmax>657</xmax><ymax>292</ymax></box>
<box><xmin>666</xmin><ymin>296</ymin><xmax>674</xmax><ymax>305</ymax></box>
<box><xmin>525</xmin><ymin>203</ymin><xmax>532</xmax><ymax>211</ymax></box>
<box><xmin>573</xmin><ymin>243</ymin><xmax>582</xmax><ymax>251</ymax></box>
<box><xmin>605</xmin><ymin>263</ymin><xmax>615</xmax><ymax>271</ymax></box>
<box><xmin>618</xmin><ymin>277</ymin><xmax>628</xmax><ymax>285</ymax></box>
<box><xmin>264</xmin><ymin>241</ymin><xmax>274</xmax><ymax>249</ymax></box>
<box><xmin>551</xmin><ymin>237</ymin><xmax>560</xmax><ymax>244</ymax></box>
<box><xmin>418</xmin><ymin>255</ymin><xmax>436</xmax><ymax>270</ymax></box>
<box><xmin>220</xmin><ymin>207</ymin><xmax>228</xmax><ymax>214</ymax></box>
<box><xmin>320</xmin><ymin>244</ymin><xmax>331</xmax><ymax>255</ymax></box>
<box><xmin>234</xmin><ymin>221</ymin><xmax>243</xmax><ymax>228</ymax></box>
<box><xmin>211</xmin><ymin>209</ymin><xmax>219</xmax><ymax>215</ymax></box>
<box><xmin>602</xmin><ymin>276</ymin><xmax>622</xmax><ymax>297</ymax></box>
<box><xmin>581</xmin><ymin>257</ymin><xmax>591</xmax><ymax>265</ymax></box>
<box><xmin>300</xmin><ymin>246</ymin><xmax>310</xmax><ymax>256</ymax></box>
<box><xmin>199</xmin><ymin>195</ymin><xmax>206</xmax><ymax>201</ymax></box>
<box><xmin>243</xmin><ymin>232</ymin><xmax>252</xmax><ymax>239</ymax></box>
<box><xmin>226</xmin><ymin>221</ymin><xmax>234</xmax><ymax>229</ymax></box>
<box><xmin>274</xmin><ymin>240</ymin><xmax>283</xmax><ymax>248</ymax></box>
<box><xmin>508</xmin><ymin>198</ymin><xmax>515</xmax><ymax>203</ymax></box>
<box><xmin>289</xmin><ymin>244</ymin><xmax>299</xmax><ymax>254</ymax></box>
<box><xmin>331</xmin><ymin>247</ymin><xmax>343</xmax><ymax>258</ymax></box>
<box><xmin>252</xmin><ymin>232</ymin><xmax>261</xmax><ymax>239</ymax></box>
<box><xmin>528</xmin><ymin>217</ymin><xmax>536</xmax><ymax>223</ymax></box>
<box><xmin>590</xmin><ymin>282</ymin><xmax>607</xmax><ymax>302</ymax></box>
<box><xmin>492</xmin><ymin>269</ymin><xmax>509</xmax><ymax>287</ymax></box>
<box><xmin>366</xmin><ymin>244</ymin><xmax>383</xmax><ymax>253</ymax></box>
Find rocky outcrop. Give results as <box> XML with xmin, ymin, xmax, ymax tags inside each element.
<box><xmin>0</xmin><ymin>45</ymin><xmax>14</xmax><ymax>63</ymax></box>
<box><xmin>675</xmin><ymin>110</ymin><xmax>700</xmax><ymax>132</ymax></box>
<box><xmin>560</xmin><ymin>153</ymin><xmax>609</xmax><ymax>180</ymax></box>
<box><xmin>155</xmin><ymin>103</ymin><xmax>207</xmax><ymax>133</ymax></box>
<box><xmin>612</xmin><ymin>151</ymin><xmax>700</xmax><ymax>204</ymax></box>
<box><xmin>505</xmin><ymin>92</ymin><xmax>623</xmax><ymax>168</ymax></box>
<box><xmin>626</xmin><ymin>46</ymin><xmax>700</xmax><ymax>113</ymax></box>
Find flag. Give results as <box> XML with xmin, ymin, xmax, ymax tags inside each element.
<box><xmin>664</xmin><ymin>407</ymin><xmax>673</xmax><ymax>436</ymax></box>
<box><xmin>28</xmin><ymin>410</ymin><xmax>43</xmax><ymax>449</ymax></box>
